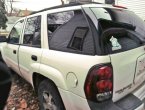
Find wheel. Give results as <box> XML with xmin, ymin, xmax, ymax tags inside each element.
<box><xmin>38</xmin><ymin>80</ymin><xmax>65</xmax><ymax>110</ymax></box>
<box><xmin>0</xmin><ymin>53</ymin><xmax>3</xmax><ymax>62</ymax></box>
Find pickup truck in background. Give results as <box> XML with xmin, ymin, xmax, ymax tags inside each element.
<box><xmin>1</xmin><ymin>2</ymin><xmax>145</xmax><ymax>110</ymax></box>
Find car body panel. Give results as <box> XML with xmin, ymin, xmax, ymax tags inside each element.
<box><xmin>1</xmin><ymin>3</ymin><xmax>145</xmax><ymax>110</ymax></box>
<box><xmin>40</xmin><ymin>49</ymin><xmax>110</xmax><ymax>97</ymax></box>
<box><xmin>18</xmin><ymin>46</ymin><xmax>43</xmax><ymax>83</ymax></box>
<box><xmin>110</xmin><ymin>46</ymin><xmax>145</xmax><ymax>102</ymax></box>
<box><xmin>3</xmin><ymin>44</ymin><xmax>21</xmax><ymax>75</ymax></box>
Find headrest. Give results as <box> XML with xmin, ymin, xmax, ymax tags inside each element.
<box><xmin>101</xmin><ymin>28</ymin><xmax>127</xmax><ymax>43</ymax></box>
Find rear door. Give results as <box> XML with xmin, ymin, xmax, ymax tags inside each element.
<box><xmin>3</xmin><ymin>20</ymin><xmax>24</xmax><ymax>75</ymax></box>
<box><xmin>88</xmin><ymin>6</ymin><xmax>145</xmax><ymax>101</ymax></box>
<box><xmin>110</xmin><ymin>46</ymin><xmax>145</xmax><ymax>101</ymax></box>
<box><xmin>18</xmin><ymin>15</ymin><xmax>43</xmax><ymax>82</ymax></box>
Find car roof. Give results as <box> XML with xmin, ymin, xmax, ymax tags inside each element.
<box><xmin>31</xmin><ymin>2</ymin><xmax>126</xmax><ymax>15</ymax></box>
<box><xmin>31</xmin><ymin>2</ymin><xmax>100</xmax><ymax>14</ymax></box>
<box><xmin>16</xmin><ymin>2</ymin><xmax>127</xmax><ymax>22</ymax></box>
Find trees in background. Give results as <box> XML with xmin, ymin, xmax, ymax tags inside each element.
<box><xmin>0</xmin><ymin>0</ymin><xmax>115</xmax><ymax>29</ymax></box>
<box><xmin>0</xmin><ymin>0</ymin><xmax>7</xmax><ymax>29</ymax></box>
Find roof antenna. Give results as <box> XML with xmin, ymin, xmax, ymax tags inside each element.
<box><xmin>69</xmin><ymin>0</ymin><xmax>93</xmax><ymax>4</ymax></box>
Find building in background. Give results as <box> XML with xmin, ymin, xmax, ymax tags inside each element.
<box><xmin>115</xmin><ymin>0</ymin><xmax>145</xmax><ymax>21</ymax></box>
<box><xmin>96</xmin><ymin>0</ymin><xmax>145</xmax><ymax>21</ymax></box>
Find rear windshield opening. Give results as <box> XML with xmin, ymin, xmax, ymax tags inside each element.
<box><xmin>91</xmin><ymin>8</ymin><xmax>145</xmax><ymax>37</ymax></box>
<box><xmin>91</xmin><ymin>8</ymin><xmax>145</xmax><ymax>54</ymax></box>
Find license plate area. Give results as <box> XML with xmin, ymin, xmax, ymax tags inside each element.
<box><xmin>134</xmin><ymin>55</ymin><xmax>145</xmax><ymax>84</ymax></box>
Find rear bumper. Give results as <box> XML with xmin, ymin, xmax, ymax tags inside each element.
<box><xmin>116</xmin><ymin>94</ymin><xmax>144</xmax><ymax>110</ymax></box>
<box><xmin>88</xmin><ymin>94</ymin><xmax>144</xmax><ymax>110</ymax></box>
<box><xmin>58</xmin><ymin>87</ymin><xmax>145</xmax><ymax>110</ymax></box>
<box><xmin>87</xmin><ymin>81</ymin><xmax>145</xmax><ymax>110</ymax></box>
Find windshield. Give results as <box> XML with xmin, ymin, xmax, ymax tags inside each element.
<box><xmin>91</xmin><ymin>8</ymin><xmax>145</xmax><ymax>37</ymax></box>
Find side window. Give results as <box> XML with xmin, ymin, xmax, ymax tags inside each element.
<box><xmin>23</xmin><ymin>16</ymin><xmax>41</xmax><ymax>47</ymax></box>
<box><xmin>8</xmin><ymin>20</ymin><xmax>24</xmax><ymax>44</ymax></box>
<box><xmin>47</xmin><ymin>11</ymin><xmax>74</xmax><ymax>40</ymax></box>
<box><xmin>47</xmin><ymin>10</ymin><xmax>95</xmax><ymax>55</ymax></box>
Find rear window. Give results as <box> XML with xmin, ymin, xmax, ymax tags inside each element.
<box><xmin>47</xmin><ymin>10</ymin><xmax>95</xmax><ymax>55</ymax></box>
<box><xmin>91</xmin><ymin>8</ymin><xmax>145</xmax><ymax>54</ymax></box>
<box><xmin>91</xmin><ymin>8</ymin><xmax>145</xmax><ymax>37</ymax></box>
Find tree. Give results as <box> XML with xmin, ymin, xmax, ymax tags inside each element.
<box><xmin>0</xmin><ymin>0</ymin><xmax>7</xmax><ymax>29</ymax></box>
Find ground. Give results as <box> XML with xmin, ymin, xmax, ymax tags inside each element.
<box><xmin>6</xmin><ymin>74</ymin><xmax>39</xmax><ymax>110</ymax></box>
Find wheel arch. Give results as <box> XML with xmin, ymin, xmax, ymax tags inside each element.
<box><xmin>32</xmin><ymin>72</ymin><xmax>67</xmax><ymax>110</ymax></box>
<box><xmin>32</xmin><ymin>71</ymin><xmax>67</xmax><ymax>94</ymax></box>
<box><xmin>32</xmin><ymin>72</ymin><xmax>53</xmax><ymax>94</ymax></box>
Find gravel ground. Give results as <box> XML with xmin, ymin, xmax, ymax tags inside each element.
<box><xmin>6</xmin><ymin>74</ymin><xmax>39</xmax><ymax>110</ymax></box>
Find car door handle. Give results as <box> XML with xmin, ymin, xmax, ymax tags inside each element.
<box><xmin>13</xmin><ymin>50</ymin><xmax>16</xmax><ymax>54</ymax></box>
<box><xmin>31</xmin><ymin>55</ymin><xmax>37</xmax><ymax>61</ymax></box>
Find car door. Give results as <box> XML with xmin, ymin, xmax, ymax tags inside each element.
<box><xmin>3</xmin><ymin>19</ymin><xmax>24</xmax><ymax>75</ymax></box>
<box><xmin>18</xmin><ymin>15</ymin><xmax>43</xmax><ymax>82</ymax></box>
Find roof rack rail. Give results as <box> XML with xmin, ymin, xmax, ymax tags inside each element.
<box><xmin>31</xmin><ymin>2</ymin><xmax>101</xmax><ymax>15</ymax></box>
<box><xmin>31</xmin><ymin>3</ymin><xmax>81</xmax><ymax>15</ymax></box>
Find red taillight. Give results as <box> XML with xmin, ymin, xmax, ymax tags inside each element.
<box><xmin>96</xmin><ymin>80</ymin><xmax>113</xmax><ymax>93</ymax></box>
<box><xmin>84</xmin><ymin>64</ymin><xmax>113</xmax><ymax>102</ymax></box>
<box><xmin>97</xmin><ymin>66</ymin><xmax>112</xmax><ymax>80</ymax></box>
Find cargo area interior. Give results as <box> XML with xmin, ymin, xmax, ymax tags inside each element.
<box><xmin>99</xmin><ymin>19</ymin><xmax>145</xmax><ymax>54</ymax></box>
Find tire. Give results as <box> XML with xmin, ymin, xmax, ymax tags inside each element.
<box><xmin>38</xmin><ymin>80</ymin><xmax>65</xmax><ymax>110</ymax></box>
<box><xmin>0</xmin><ymin>53</ymin><xmax>3</xmax><ymax>62</ymax></box>
<box><xmin>0</xmin><ymin>62</ymin><xmax>12</xmax><ymax>110</ymax></box>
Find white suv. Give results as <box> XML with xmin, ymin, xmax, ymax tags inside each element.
<box><xmin>1</xmin><ymin>2</ymin><xmax>145</xmax><ymax>110</ymax></box>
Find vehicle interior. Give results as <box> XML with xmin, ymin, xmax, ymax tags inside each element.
<box><xmin>47</xmin><ymin>10</ymin><xmax>95</xmax><ymax>55</ymax></box>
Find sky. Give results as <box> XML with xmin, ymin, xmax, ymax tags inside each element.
<box><xmin>8</xmin><ymin>0</ymin><xmax>67</xmax><ymax>11</ymax></box>
<box><xmin>8</xmin><ymin>0</ymin><xmax>104</xmax><ymax>11</ymax></box>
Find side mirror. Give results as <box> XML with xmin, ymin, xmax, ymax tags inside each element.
<box><xmin>0</xmin><ymin>36</ymin><xmax>7</xmax><ymax>42</ymax></box>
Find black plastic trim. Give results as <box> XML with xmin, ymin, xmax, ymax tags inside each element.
<box><xmin>88</xmin><ymin>100</ymin><xmax>122</xmax><ymax>110</ymax></box>
<box><xmin>67</xmin><ymin>27</ymin><xmax>89</xmax><ymax>51</ymax></box>
<box><xmin>87</xmin><ymin>94</ymin><xmax>143</xmax><ymax>110</ymax></box>
<box><xmin>115</xmin><ymin>94</ymin><xmax>142</xmax><ymax>110</ymax></box>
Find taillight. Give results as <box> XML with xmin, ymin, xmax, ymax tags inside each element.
<box><xmin>84</xmin><ymin>64</ymin><xmax>113</xmax><ymax>102</ymax></box>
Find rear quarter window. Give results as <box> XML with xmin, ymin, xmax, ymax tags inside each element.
<box><xmin>47</xmin><ymin>10</ymin><xmax>95</xmax><ymax>55</ymax></box>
